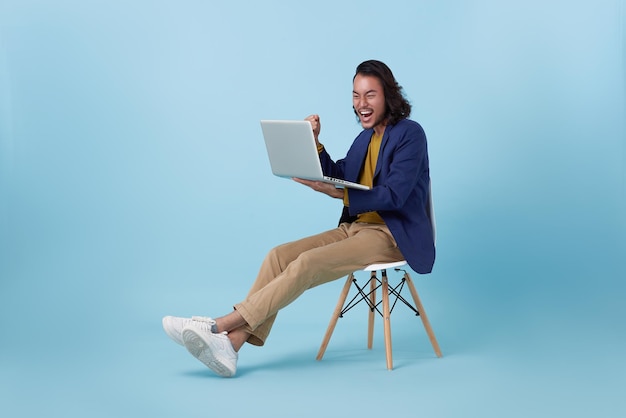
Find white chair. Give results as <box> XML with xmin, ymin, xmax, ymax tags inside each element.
<box><xmin>316</xmin><ymin>183</ymin><xmax>442</xmax><ymax>369</ymax></box>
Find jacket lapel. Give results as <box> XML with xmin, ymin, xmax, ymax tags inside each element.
<box><xmin>374</xmin><ymin>124</ymin><xmax>393</xmax><ymax>179</ymax></box>
<box><xmin>345</xmin><ymin>130</ymin><xmax>371</xmax><ymax>182</ymax></box>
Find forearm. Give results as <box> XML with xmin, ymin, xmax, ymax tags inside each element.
<box><xmin>329</xmin><ymin>187</ymin><xmax>344</xmax><ymax>199</ymax></box>
<box><xmin>292</xmin><ymin>178</ymin><xmax>345</xmax><ymax>198</ymax></box>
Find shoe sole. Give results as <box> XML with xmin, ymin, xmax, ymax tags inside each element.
<box><xmin>182</xmin><ymin>328</ymin><xmax>235</xmax><ymax>377</ymax></box>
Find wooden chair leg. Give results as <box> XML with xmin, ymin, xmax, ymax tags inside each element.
<box><xmin>317</xmin><ymin>274</ymin><xmax>354</xmax><ymax>360</ymax></box>
<box><xmin>381</xmin><ymin>270</ymin><xmax>393</xmax><ymax>370</ymax></box>
<box><xmin>367</xmin><ymin>271</ymin><xmax>376</xmax><ymax>349</ymax></box>
<box><xmin>404</xmin><ymin>271</ymin><xmax>443</xmax><ymax>358</ymax></box>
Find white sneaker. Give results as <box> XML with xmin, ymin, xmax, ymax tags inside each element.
<box><xmin>162</xmin><ymin>316</ymin><xmax>216</xmax><ymax>346</ymax></box>
<box><xmin>182</xmin><ymin>325</ymin><xmax>238</xmax><ymax>377</ymax></box>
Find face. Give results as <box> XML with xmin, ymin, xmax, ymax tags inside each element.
<box><xmin>353</xmin><ymin>74</ymin><xmax>387</xmax><ymax>133</ymax></box>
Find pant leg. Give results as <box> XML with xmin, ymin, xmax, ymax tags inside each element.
<box><xmin>235</xmin><ymin>223</ymin><xmax>404</xmax><ymax>346</ymax></box>
<box><xmin>233</xmin><ymin>225</ymin><xmax>350</xmax><ymax>346</ymax></box>
<box><xmin>241</xmin><ymin>225</ymin><xmax>351</xmax><ymax>300</ymax></box>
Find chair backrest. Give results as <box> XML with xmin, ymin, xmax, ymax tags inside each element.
<box><xmin>427</xmin><ymin>180</ymin><xmax>436</xmax><ymax>246</ymax></box>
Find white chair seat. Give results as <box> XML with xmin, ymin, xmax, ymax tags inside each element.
<box><xmin>362</xmin><ymin>260</ymin><xmax>407</xmax><ymax>272</ymax></box>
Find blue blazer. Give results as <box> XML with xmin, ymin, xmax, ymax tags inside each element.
<box><xmin>319</xmin><ymin>118</ymin><xmax>435</xmax><ymax>274</ymax></box>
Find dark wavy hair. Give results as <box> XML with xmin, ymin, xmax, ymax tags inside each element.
<box><xmin>353</xmin><ymin>60</ymin><xmax>411</xmax><ymax>126</ymax></box>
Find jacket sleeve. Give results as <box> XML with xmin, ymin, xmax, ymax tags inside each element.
<box><xmin>318</xmin><ymin>148</ymin><xmax>345</xmax><ymax>179</ymax></box>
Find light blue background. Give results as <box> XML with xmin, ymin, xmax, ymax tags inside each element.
<box><xmin>1</xmin><ymin>1</ymin><xmax>624</xmax><ymax>417</ymax></box>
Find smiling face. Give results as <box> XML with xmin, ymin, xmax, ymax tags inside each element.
<box><xmin>353</xmin><ymin>73</ymin><xmax>387</xmax><ymax>135</ymax></box>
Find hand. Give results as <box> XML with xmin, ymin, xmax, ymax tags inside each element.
<box><xmin>304</xmin><ymin>114</ymin><xmax>321</xmax><ymax>145</ymax></box>
<box><xmin>293</xmin><ymin>178</ymin><xmax>344</xmax><ymax>199</ymax></box>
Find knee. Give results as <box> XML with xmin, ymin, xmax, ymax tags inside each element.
<box><xmin>266</xmin><ymin>244</ymin><xmax>285</xmax><ymax>263</ymax></box>
<box><xmin>290</xmin><ymin>250</ymin><xmax>318</xmax><ymax>273</ymax></box>
<box><xmin>264</xmin><ymin>243</ymin><xmax>293</xmax><ymax>272</ymax></box>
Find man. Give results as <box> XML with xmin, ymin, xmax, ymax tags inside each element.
<box><xmin>162</xmin><ymin>60</ymin><xmax>434</xmax><ymax>377</ymax></box>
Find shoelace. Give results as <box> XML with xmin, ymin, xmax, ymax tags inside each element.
<box><xmin>191</xmin><ymin>316</ymin><xmax>216</xmax><ymax>325</ymax></box>
<box><xmin>190</xmin><ymin>316</ymin><xmax>218</xmax><ymax>333</ymax></box>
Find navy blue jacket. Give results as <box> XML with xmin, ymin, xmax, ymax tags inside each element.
<box><xmin>319</xmin><ymin>118</ymin><xmax>435</xmax><ymax>274</ymax></box>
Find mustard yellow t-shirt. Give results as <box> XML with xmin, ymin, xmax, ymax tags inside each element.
<box><xmin>343</xmin><ymin>131</ymin><xmax>385</xmax><ymax>224</ymax></box>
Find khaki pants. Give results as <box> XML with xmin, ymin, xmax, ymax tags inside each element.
<box><xmin>234</xmin><ymin>222</ymin><xmax>404</xmax><ymax>346</ymax></box>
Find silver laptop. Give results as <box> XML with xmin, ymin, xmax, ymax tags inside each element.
<box><xmin>260</xmin><ymin>120</ymin><xmax>369</xmax><ymax>190</ymax></box>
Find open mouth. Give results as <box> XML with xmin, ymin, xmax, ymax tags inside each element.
<box><xmin>359</xmin><ymin>109</ymin><xmax>373</xmax><ymax>121</ymax></box>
